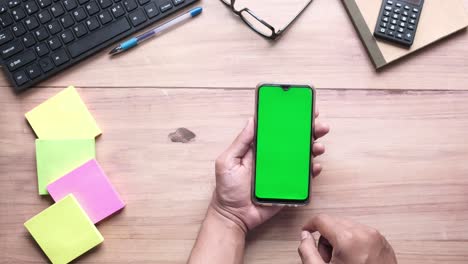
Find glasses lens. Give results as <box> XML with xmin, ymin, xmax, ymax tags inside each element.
<box><xmin>240</xmin><ymin>10</ymin><xmax>274</xmax><ymax>38</ymax></box>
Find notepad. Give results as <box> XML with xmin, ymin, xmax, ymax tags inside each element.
<box><xmin>48</xmin><ymin>159</ymin><xmax>125</xmax><ymax>224</ymax></box>
<box><xmin>24</xmin><ymin>195</ymin><xmax>104</xmax><ymax>264</ymax></box>
<box><xmin>36</xmin><ymin>139</ymin><xmax>95</xmax><ymax>195</ymax></box>
<box><xmin>25</xmin><ymin>86</ymin><xmax>102</xmax><ymax>139</ymax></box>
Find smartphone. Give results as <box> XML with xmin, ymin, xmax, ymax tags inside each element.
<box><xmin>252</xmin><ymin>84</ymin><xmax>315</xmax><ymax>206</ymax></box>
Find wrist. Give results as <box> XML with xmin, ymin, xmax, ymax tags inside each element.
<box><xmin>209</xmin><ymin>199</ymin><xmax>248</xmax><ymax>235</ymax></box>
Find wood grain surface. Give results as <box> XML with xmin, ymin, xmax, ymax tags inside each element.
<box><xmin>2</xmin><ymin>87</ymin><xmax>468</xmax><ymax>263</ymax></box>
<box><xmin>0</xmin><ymin>0</ymin><xmax>468</xmax><ymax>91</ymax></box>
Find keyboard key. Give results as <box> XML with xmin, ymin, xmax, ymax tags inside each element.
<box><xmin>111</xmin><ymin>4</ymin><xmax>125</xmax><ymax>18</ymax></box>
<box><xmin>68</xmin><ymin>18</ymin><xmax>131</xmax><ymax>58</ymax></box>
<box><xmin>98</xmin><ymin>10</ymin><xmax>113</xmax><ymax>24</ymax></box>
<box><xmin>98</xmin><ymin>0</ymin><xmax>113</xmax><ymax>9</ymax></box>
<box><xmin>79</xmin><ymin>0</ymin><xmax>90</xmax><ymax>4</ymax></box>
<box><xmin>39</xmin><ymin>57</ymin><xmax>54</xmax><ymax>72</ymax></box>
<box><xmin>51</xmin><ymin>49</ymin><xmax>70</xmax><ymax>66</ymax></box>
<box><xmin>48</xmin><ymin>36</ymin><xmax>62</xmax><ymax>50</ymax></box>
<box><xmin>35</xmin><ymin>43</ymin><xmax>49</xmax><ymax>56</ymax></box>
<box><xmin>60</xmin><ymin>14</ymin><xmax>74</xmax><ymax>28</ymax></box>
<box><xmin>37</xmin><ymin>0</ymin><xmax>52</xmax><ymax>8</ymax></box>
<box><xmin>128</xmin><ymin>9</ymin><xmax>146</xmax><ymax>26</ymax></box>
<box><xmin>7</xmin><ymin>49</ymin><xmax>36</xmax><ymax>71</ymax></box>
<box><xmin>173</xmin><ymin>0</ymin><xmax>184</xmax><ymax>6</ymax></box>
<box><xmin>25</xmin><ymin>16</ymin><xmax>39</xmax><ymax>30</ymax></box>
<box><xmin>22</xmin><ymin>33</ymin><xmax>36</xmax><ymax>47</ymax></box>
<box><xmin>138</xmin><ymin>0</ymin><xmax>150</xmax><ymax>5</ymax></box>
<box><xmin>8</xmin><ymin>0</ymin><xmax>21</xmax><ymax>8</ymax></box>
<box><xmin>60</xmin><ymin>30</ymin><xmax>75</xmax><ymax>44</ymax></box>
<box><xmin>73</xmin><ymin>7</ymin><xmax>87</xmax><ymax>22</ymax></box>
<box><xmin>85</xmin><ymin>1</ymin><xmax>100</xmax><ymax>16</ymax></box>
<box><xmin>123</xmin><ymin>0</ymin><xmax>137</xmax><ymax>11</ymax></box>
<box><xmin>0</xmin><ymin>13</ymin><xmax>13</xmax><ymax>27</ymax></box>
<box><xmin>12</xmin><ymin>23</ymin><xmax>26</xmax><ymax>37</ymax></box>
<box><xmin>25</xmin><ymin>64</ymin><xmax>42</xmax><ymax>79</ymax></box>
<box><xmin>63</xmin><ymin>0</ymin><xmax>78</xmax><ymax>11</ymax></box>
<box><xmin>0</xmin><ymin>39</ymin><xmax>23</xmax><ymax>59</ymax></box>
<box><xmin>72</xmin><ymin>23</ymin><xmax>88</xmax><ymax>37</ymax></box>
<box><xmin>51</xmin><ymin>3</ymin><xmax>65</xmax><ymax>17</ymax></box>
<box><xmin>12</xmin><ymin>6</ymin><xmax>26</xmax><ymax>21</ymax></box>
<box><xmin>0</xmin><ymin>29</ymin><xmax>13</xmax><ymax>45</ymax></box>
<box><xmin>85</xmin><ymin>17</ymin><xmax>100</xmax><ymax>31</ymax></box>
<box><xmin>38</xmin><ymin>10</ymin><xmax>52</xmax><ymax>24</ymax></box>
<box><xmin>14</xmin><ymin>70</ymin><xmax>29</xmax><ymax>86</ymax></box>
<box><xmin>46</xmin><ymin>21</ymin><xmax>62</xmax><ymax>35</ymax></box>
<box><xmin>160</xmin><ymin>2</ymin><xmax>173</xmax><ymax>12</ymax></box>
<box><xmin>144</xmin><ymin>3</ymin><xmax>159</xmax><ymax>18</ymax></box>
<box><xmin>34</xmin><ymin>27</ymin><xmax>49</xmax><ymax>41</ymax></box>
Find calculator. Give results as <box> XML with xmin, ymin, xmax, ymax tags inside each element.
<box><xmin>374</xmin><ymin>0</ymin><xmax>424</xmax><ymax>47</ymax></box>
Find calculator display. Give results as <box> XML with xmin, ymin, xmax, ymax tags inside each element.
<box><xmin>403</xmin><ymin>0</ymin><xmax>422</xmax><ymax>5</ymax></box>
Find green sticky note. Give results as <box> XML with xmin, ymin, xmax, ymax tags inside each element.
<box><xmin>24</xmin><ymin>195</ymin><xmax>104</xmax><ymax>264</ymax></box>
<box><xmin>36</xmin><ymin>139</ymin><xmax>95</xmax><ymax>195</ymax></box>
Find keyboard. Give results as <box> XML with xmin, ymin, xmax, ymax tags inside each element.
<box><xmin>0</xmin><ymin>0</ymin><xmax>199</xmax><ymax>93</ymax></box>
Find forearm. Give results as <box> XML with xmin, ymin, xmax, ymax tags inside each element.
<box><xmin>188</xmin><ymin>206</ymin><xmax>246</xmax><ymax>264</ymax></box>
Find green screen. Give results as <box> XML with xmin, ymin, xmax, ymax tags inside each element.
<box><xmin>255</xmin><ymin>85</ymin><xmax>313</xmax><ymax>201</ymax></box>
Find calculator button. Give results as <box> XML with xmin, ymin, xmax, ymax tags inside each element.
<box><xmin>394</xmin><ymin>8</ymin><xmax>400</xmax><ymax>13</ymax></box>
<box><xmin>387</xmin><ymin>0</ymin><xmax>393</xmax><ymax>5</ymax></box>
<box><xmin>407</xmin><ymin>25</ymin><xmax>415</xmax><ymax>30</ymax></box>
<box><xmin>387</xmin><ymin>30</ymin><xmax>394</xmax><ymax>36</ymax></box>
<box><xmin>400</xmin><ymin>22</ymin><xmax>406</xmax><ymax>27</ymax></box>
<box><xmin>381</xmin><ymin>22</ymin><xmax>387</xmax><ymax>27</ymax></box>
<box><xmin>390</xmin><ymin>25</ymin><xmax>396</xmax><ymax>31</ymax></box>
<box><xmin>411</xmin><ymin>13</ymin><xmax>417</xmax><ymax>19</ymax></box>
<box><xmin>384</xmin><ymin>11</ymin><xmax>390</xmax><ymax>16</ymax></box>
<box><xmin>403</xmin><ymin>11</ymin><xmax>409</xmax><ymax>16</ymax></box>
<box><xmin>413</xmin><ymin>8</ymin><xmax>419</xmax><ymax>13</ymax></box>
<box><xmin>385</xmin><ymin>6</ymin><xmax>392</xmax><ymax>11</ymax></box>
<box><xmin>401</xmin><ymin>16</ymin><xmax>407</xmax><ymax>22</ymax></box>
<box><xmin>404</xmin><ymin>5</ymin><xmax>410</xmax><ymax>10</ymax></box>
<box><xmin>396</xmin><ymin>3</ymin><xmax>402</xmax><ymax>7</ymax></box>
<box><xmin>382</xmin><ymin>17</ymin><xmax>389</xmax><ymax>22</ymax></box>
<box><xmin>396</xmin><ymin>33</ymin><xmax>403</xmax><ymax>39</ymax></box>
<box><xmin>398</xmin><ymin>27</ymin><xmax>404</xmax><ymax>33</ymax></box>
<box><xmin>393</xmin><ymin>14</ymin><xmax>399</xmax><ymax>19</ymax></box>
<box><xmin>409</xmin><ymin>19</ymin><xmax>416</xmax><ymax>24</ymax></box>
<box><xmin>404</xmin><ymin>32</ymin><xmax>412</xmax><ymax>41</ymax></box>
<box><xmin>391</xmin><ymin>19</ymin><xmax>397</xmax><ymax>25</ymax></box>
<box><xmin>379</xmin><ymin>27</ymin><xmax>386</xmax><ymax>33</ymax></box>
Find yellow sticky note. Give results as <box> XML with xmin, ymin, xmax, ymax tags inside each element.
<box><xmin>24</xmin><ymin>195</ymin><xmax>104</xmax><ymax>264</ymax></box>
<box><xmin>25</xmin><ymin>86</ymin><xmax>101</xmax><ymax>139</ymax></box>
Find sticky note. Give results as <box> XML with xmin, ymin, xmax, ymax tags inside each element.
<box><xmin>24</xmin><ymin>195</ymin><xmax>104</xmax><ymax>264</ymax></box>
<box><xmin>48</xmin><ymin>159</ymin><xmax>125</xmax><ymax>224</ymax></box>
<box><xmin>36</xmin><ymin>139</ymin><xmax>95</xmax><ymax>195</ymax></box>
<box><xmin>25</xmin><ymin>86</ymin><xmax>101</xmax><ymax>139</ymax></box>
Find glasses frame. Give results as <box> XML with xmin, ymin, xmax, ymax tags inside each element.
<box><xmin>220</xmin><ymin>0</ymin><xmax>313</xmax><ymax>40</ymax></box>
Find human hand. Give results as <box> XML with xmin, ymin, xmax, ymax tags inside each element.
<box><xmin>210</xmin><ymin>113</ymin><xmax>330</xmax><ymax>233</ymax></box>
<box><xmin>298</xmin><ymin>214</ymin><xmax>398</xmax><ymax>264</ymax></box>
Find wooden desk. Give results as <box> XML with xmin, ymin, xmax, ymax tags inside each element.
<box><xmin>1</xmin><ymin>0</ymin><xmax>468</xmax><ymax>263</ymax></box>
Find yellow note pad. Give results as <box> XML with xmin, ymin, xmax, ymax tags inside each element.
<box><xmin>24</xmin><ymin>195</ymin><xmax>104</xmax><ymax>264</ymax></box>
<box><xmin>25</xmin><ymin>86</ymin><xmax>101</xmax><ymax>139</ymax></box>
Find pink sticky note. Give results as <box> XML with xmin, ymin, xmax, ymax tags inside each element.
<box><xmin>47</xmin><ymin>159</ymin><xmax>125</xmax><ymax>224</ymax></box>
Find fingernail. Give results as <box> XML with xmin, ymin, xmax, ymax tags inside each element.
<box><xmin>301</xmin><ymin>231</ymin><xmax>310</xmax><ymax>240</ymax></box>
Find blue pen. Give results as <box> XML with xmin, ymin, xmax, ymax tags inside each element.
<box><xmin>110</xmin><ymin>7</ymin><xmax>203</xmax><ymax>55</ymax></box>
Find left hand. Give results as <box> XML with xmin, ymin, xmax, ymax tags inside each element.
<box><xmin>210</xmin><ymin>113</ymin><xmax>330</xmax><ymax>233</ymax></box>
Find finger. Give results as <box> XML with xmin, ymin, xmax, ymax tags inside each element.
<box><xmin>225</xmin><ymin>118</ymin><xmax>254</xmax><ymax>159</ymax></box>
<box><xmin>317</xmin><ymin>236</ymin><xmax>333</xmax><ymax>263</ymax></box>
<box><xmin>303</xmin><ymin>214</ymin><xmax>343</xmax><ymax>246</ymax></box>
<box><xmin>298</xmin><ymin>231</ymin><xmax>326</xmax><ymax>264</ymax></box>
<box><xmin>315</xmin><ymin>110</ymin><xmax>319</xmax><ymax>118</ymax></box>
<box><xmin>312</xmin><ymin>163</ymin><xmax>322</xmax><ymax>178</ymax></box>
<box><xmin>312</xmin><ymin>143</ymin><xmax>325</xmax><ymax>157</ymax></box>
<box><xmin>314</xmin><ymin>123</ymin><xmax>330</xmax><ymax>140</ymax></box>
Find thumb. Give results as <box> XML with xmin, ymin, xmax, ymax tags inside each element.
<box><xmin>298</xmin><ymin>231</ymin><xmax>326</xmax><ymax>264</ymax></box>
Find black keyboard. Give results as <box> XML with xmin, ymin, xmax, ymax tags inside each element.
<box><xmin>0</xmin><ymin>0</ymin><xmax>199</xmax><ymax>93</ymax></box>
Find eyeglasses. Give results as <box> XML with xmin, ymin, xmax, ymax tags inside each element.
<box><xmin>220</xmin><ymin>0</ymin><xmax>313</xmax><ymax>40</ymax></box>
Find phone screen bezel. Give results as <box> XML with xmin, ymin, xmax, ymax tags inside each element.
<box><xmin>252</xmin><ymin>83</ymin><xmax>315</xmax><ymax>206</ymax></box>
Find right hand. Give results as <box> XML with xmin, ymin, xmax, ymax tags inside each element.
<box><xmin>298</xmin><ymin>214</ymin><xmax>397</xmax><ymax>264</ymax></box>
